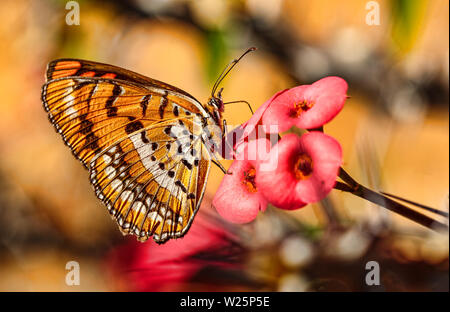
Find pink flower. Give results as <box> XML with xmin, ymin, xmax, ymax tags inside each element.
<box><xmin>239</xmin><ymin>89</ymin><xmax>288</xmax><ymax>141</ymax></box>
<box><xmin>256</xmin><ymin>132</ymin><xmax>342</xmax><ymax>210</ymax></box>
<box><xmin>213</xmin><ymin>139</ymin><xmax>271</xmax><ymax>224</ymax></box>
<box><xmin>262</xmin><ymin>77</ymin><xmax>348</xmax><ymax>131</ymax></box>
<box><xmin>105</xmin><ymin>214</ymin><xmax>239</xmax><ymax>291</ymax></box>
<box><xmin>220</xmin><ymin>90</ymin><xmax>288</xmax><ymax>160</ymax></box>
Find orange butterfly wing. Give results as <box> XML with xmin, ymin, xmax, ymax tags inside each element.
<box><xmin>42</xmin><ymin>60</ymin><xmax>211</xmax><ymax>243</ymax></box>
<box><xmin>46</xmin><ymin>59</ymin><xmax>198</xmax><ymax>100</ymax></box>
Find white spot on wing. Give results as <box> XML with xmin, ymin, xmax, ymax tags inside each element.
<box><xmin>108</xmin><ymin>146</ymin><xmax>117</xmax><ymax>153</ymax></box>
<box><xmin>129</xmin><ymin>133</ymin><xmax>185</xmax><ymax>201</ymax></box>
<box><xmin>65</xmin><ymin>106</ymin><xmax>77</xmax><ymax>117</ymax></box>
<box><xmin>120</xmin><ymin>190</ymin><xmax>134</xmax><ymax>202</ymax></box>
<box><xmin>147</xmin><ymin>211</ymin><xmax>158</xmax><ymax>221</ymax></box>
<box><xmin>111</xmin><ymin>179</ymin><xmax>123</xmax><ymax>192</ymax></box>
<box><xmin>132</xmin><ymin>201</ymin><xmax>146</xmax><ymax>214</ymax></box>
<box><xmin>104</xmin><ymin>166</ymin><xmax>116</xmax><ymax>179</ymax></box>
<box><xmin>103</xmin><ymin>154</ymin><xmax>112</xmax><ymax>164</ymax></box>
<box><xmin>64</xmin><ymin>94</ymin><xmax>75</xmax><ymax>104</ymax></box>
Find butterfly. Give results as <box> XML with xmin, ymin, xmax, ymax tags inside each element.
<box><xmin>41</xmin><ymin>48</ymin><xmax>255</xmax><ymax>244</ymax></box>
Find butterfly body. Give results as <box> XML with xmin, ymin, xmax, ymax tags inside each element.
<box><xmin>42</xmin><ymin>59</ymin><xmax>224</xmax><ymax>243</ymax></box>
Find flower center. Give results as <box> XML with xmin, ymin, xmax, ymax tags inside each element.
<box><xmin>293</xmin><ymin>100</ymin><xmax>314</xmax><ymax>117</ymax></box>
<box><xmin>243</xmin><ymin>167</ymin><xmax>258</xmax><ymax>193</ymax></box>
<box><xmin>294</xmin><ymin>154</ymin><xmax>313</xmax><ymax>180</ymax></box>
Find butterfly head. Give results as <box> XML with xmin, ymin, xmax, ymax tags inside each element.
<box><xmin>206</xmin><ymin>87</ymin><xmax>224</xmax><ymax>125</ymax></box>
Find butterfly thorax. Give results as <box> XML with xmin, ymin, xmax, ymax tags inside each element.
<box><xmin>200</xmin><ymin>96</ymin><xmax>224</xmax><ymax>154</ymax></box>
<box><xmin>204</xmin><ymin>96</ymin><xmax>224</xmax><ymax>128</ymax></box>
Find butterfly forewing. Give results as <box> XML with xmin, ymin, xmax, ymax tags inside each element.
<box><xmin>46</xmin><ymin>59</ymin><xmax>199</xmax><ymax>100</ymax></box>
<box><xmin>42</xmin><ymin>59</ymin><xmax>214</xmax><ymax>243</ymax></box>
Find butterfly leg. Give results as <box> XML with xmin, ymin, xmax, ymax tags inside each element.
<box><xmin>212</xmin><ymin>159</ymin><xmax>228</xmax><ymax>174</ymax></box>
<box><xmin>211</xmin><ymin>152</ymin><xmax>232</xmax><ymax>175</ymax></box>
<box><xmin>223</xmin><ymin>118</ymin><xmax>228</xmax><ymax>135</ymax></box>
<box><xmin>222</xmin><ymin>119</ymin><xmax>236</xmax><ymax>160</ymax></box>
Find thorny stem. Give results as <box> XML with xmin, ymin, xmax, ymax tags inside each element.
<box><xmin>335</xmin><ymin>169</ymin><xmax>448</xmax><ymax>233</ymax></box>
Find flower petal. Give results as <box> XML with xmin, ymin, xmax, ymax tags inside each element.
<box><xmin>256</xmin><ymin>132</ymin><xmax>342</xmax><ymax>209</ymax></box>
<box><xmin>294</xmin><ymin>131</ymin><xmax>342</xmax><ymax>202</ymax></box>
<box><xmin>213</xmin><ymin>158</ymin><xmax>267</xmax><ymax>224</ymax></box>
<box><xmin>221</xmin><ymin>89</ymin><xmax>286</xmax><ymax>159</ymax></box>
<box><xmin>106</xmin><ymin>214</ymin><xmax>233</xmax><ymax>291</ymax></box>
<box><xmin>235</xmin><ymin>138</ymin><xmax>272</xmax><ymax>166</ymax></box>
<box><xmin>241</xmin><ymin>89</ymin><xmax>289</xmax><ymax>137</ymax></box>
<box><xmin>262</xmin><ymin>77</ymin><xmax>348</xmax><ymax>130</ymax></box>
<box><xmin>297</xmin><ymin>76</ymin><xmax>348</xmax><ymax>129</ymax></box>
<box><xmin>256</xmin><ymin>134</ymin><xmax>308</xmax><ymax>210</ymax></box>
<box><xmin>261</xmin><ymin>86</ymin><xmax>309</xmax><ymax>133</ymax></box>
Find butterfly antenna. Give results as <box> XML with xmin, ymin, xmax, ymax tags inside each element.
<box><xmin>223</xmin><ymin>100</ymin><xmax>254</xmax><ymax>115</ymax></box>
<box><xmin>211</xmin><ymin>47</ymin><xmax>257</xmax><ymax>97</ymax></box>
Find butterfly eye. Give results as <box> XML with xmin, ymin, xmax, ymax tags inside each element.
<box><xmin>208</xmin><ymin>97</ymin><xmax>219</xmax><ymax>110</ymax></box>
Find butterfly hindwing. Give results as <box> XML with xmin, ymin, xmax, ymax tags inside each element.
<box><xmin>89</xmin><ymin>118</ymin><xmax>210</xmax><ymax>243</ymax></box>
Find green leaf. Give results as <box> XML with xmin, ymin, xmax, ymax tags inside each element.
<box><xmin>390</xmin><ymin>0</ymin><xmax>428</xmax><ymax>54</ymax></box>
<box><xmin>204</xmin><ymin>29</ymin><xmax>229</xmax><ymax>84</ymax></box>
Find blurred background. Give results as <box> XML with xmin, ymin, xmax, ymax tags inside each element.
<box><xmin>0</xmin><ymin>0</ymin><xmax>448</xmax><ymax>291</ymax></box>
